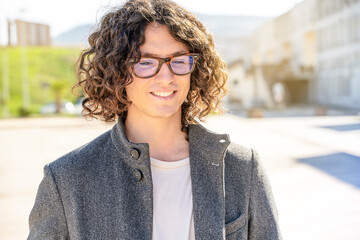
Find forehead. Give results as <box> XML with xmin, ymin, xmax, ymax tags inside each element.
<box><xmin>140</xmin><ymin>22</ymin><xmax>189</xmax><ymax>57</ymax></box>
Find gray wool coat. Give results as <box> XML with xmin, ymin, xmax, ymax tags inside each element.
<box><xmin>28</xmin><ymin>120</ymin><xmax>282</xmax><ymax>240</ymax></box>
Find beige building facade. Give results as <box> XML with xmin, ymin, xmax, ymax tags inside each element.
<box><xmin>316</xmin><ymin>0</ymin><xmax>360</xmax><ymax>109</ymax></box>
<box><xmin>247</xmin><ymin>0</ymin><xmax>318</xmax><ymax>106</ymax></box>
<box><xmin>228</xmin><ymin>0</ymin><xmax>360</xmax><ymax>110</ymax></box>
<box><xmin>8</xmin><ymin>19</ymin><xmax>51</xmax><ymax>46</ymax></box>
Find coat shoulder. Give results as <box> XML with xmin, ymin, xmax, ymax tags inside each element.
<box><xmin>225</xmin><ymin>142</ymin><xmax>254</xmax><ymax>166</ymax></box>
<box><xmin>48</xmin><ymin>129</ymin><xmax>113</xmax><ymax>174</ymax></box>
<box><xmin>224</xmin><ymin>142</ymin><xmax>257</xmax><ymax>182</ymax></box>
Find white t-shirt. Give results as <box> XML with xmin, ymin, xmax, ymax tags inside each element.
<box><xmin>150</xmin><ymin>157</ymin><xmax>195</xmax><ymax>240</ymax></box>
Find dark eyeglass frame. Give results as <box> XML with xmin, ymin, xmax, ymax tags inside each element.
<box><xmin>132</xmin><ymin>53</ymin><xmax>199</xmax><ymax>78</ymax></box>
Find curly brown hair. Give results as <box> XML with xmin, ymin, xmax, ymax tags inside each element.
<box><xmin>75</xmin><ymin>0</ymin><xmax>228</xmax><ymax>128</ymax></box>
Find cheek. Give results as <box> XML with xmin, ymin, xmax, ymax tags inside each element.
<box><xmin>125</xmin><ymin>83</ymin><xmax>137</xmax><ymax>101</ymax></box>
<box><xmin>183</xmin><ymin>76</ymin><xmax>191</xmax><ymax>93</ymax></box>
<box><xmin>125</xmin><ymin>76</ymin><xmax>144</xmax><ymax>96</ymax></box>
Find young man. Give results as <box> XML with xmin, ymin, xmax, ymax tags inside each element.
<box><xmin>28</xmin><ymin>0</ymin><xmax>281</xmax><ymax>239</ymax></box>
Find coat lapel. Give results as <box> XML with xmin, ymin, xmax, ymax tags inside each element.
<box><xmin>111</xmin><ymin>121</ymin><xmax>153</xmax><ymax>240</ymax></box>
<box><xmin>189</xmin><ymin>124</ymin><xmax>230</xmax><ymax>240</ymax></box>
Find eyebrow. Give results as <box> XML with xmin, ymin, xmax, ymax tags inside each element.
<box><xmin>141</xmin><ymin>50</ymin><xmax>188</xmax><ymax>58</ymax></box>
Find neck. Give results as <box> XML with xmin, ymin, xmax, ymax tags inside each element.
<box><xmin>124</xmin><ymin>110</ymin><xmax>189</xmax><ymax>162</ymax></box>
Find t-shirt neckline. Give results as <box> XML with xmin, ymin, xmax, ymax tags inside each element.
<box><xmin>150</xmin><ymin>157</ymin><xmax>190</xmax><ymax>169</ymax></box>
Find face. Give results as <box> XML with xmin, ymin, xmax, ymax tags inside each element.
<box><xmin>125</xmin><ymin>22</ymin><xmax>191</xmax><ymax>120</ymax></box>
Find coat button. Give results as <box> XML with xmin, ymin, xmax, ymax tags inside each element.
<box><xmin>130</xmin><ymin>148</ymin><xmax>140</xmax><ymax>159</ymax></box>
<box><xmin>133</xmin><ymin>169</ymin><xmax>143</xmax><ymax>182</ymax></box>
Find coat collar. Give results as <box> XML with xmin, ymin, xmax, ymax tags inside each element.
<box><xmin>189</xmin><ymin>123</ymin><xmax>230</xmax><ymax>240</ymax></box>
<box><xmin>110</xmin><ymin>120</ymin><xmax>230</xmax><ymax>240</ymax></box>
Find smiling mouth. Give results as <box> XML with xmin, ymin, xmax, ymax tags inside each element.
<box><xmin>151</xmin><ymin>91</ymin><xmax>176</xmax><ymax>97</ymax></box>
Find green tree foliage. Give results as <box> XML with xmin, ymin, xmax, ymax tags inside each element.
<box><xmin>0</xmin><ymin>46</ymin><xmax>82</xmax><ymax>117</ymax></box>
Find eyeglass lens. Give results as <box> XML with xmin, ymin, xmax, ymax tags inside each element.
<box><xmin>134</xmin><ymin>55</ymin><xmax>195</xmax><ymax>78</ymax></box>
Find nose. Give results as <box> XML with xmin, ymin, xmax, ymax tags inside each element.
<box><xmin>155</xmin><ymin>62</ymin><xmax>174</xmax><ymax>85</ymax></box>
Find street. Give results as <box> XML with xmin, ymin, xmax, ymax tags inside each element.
<box><xmin>1</xmin><ymin>114</ymin><xmax>360</xmax><ymax>239</ymax></box>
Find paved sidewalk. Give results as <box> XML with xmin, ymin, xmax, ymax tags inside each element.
<box><xmin>1</xmin><ymin>115</ymin><xmax>359</xmax><ymax>239</ymax></box>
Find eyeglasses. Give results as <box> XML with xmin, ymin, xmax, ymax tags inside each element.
<box><xmin>132</xmin><ymin>53</ymin><xmax>199</xmax><ymax>78</ymax></box>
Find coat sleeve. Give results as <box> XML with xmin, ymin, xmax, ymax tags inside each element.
<box><xmin>248</xmin><ymin>149</ymin><xmax>282</xmax><ymax>240</ymax></box>
<box><xmin>28</xmin><ymin>164</ymin><xmax>69</xmax><ymax>240</ymax></box>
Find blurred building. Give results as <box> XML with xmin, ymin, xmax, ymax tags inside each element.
<box><xmin>7</xmin><ymin>19</ymin><xmax>51</xmax><ymax>46</ymax></box>
<box><xmin>227</xmin><ymin>60</ymin><xmax>275</xmax><ymax>109</ymax></box>
<box><xmin>228</xmin><ymin>0</ymin><xmax>360</xmax><ymax>110</ymax></box>
<box><xmin>316</xmin><ymin>0</ymin><xmax>360</xmax><ymax>109</ymax></box>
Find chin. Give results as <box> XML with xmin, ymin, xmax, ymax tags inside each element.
<box><xmin>152</xmin><ymin>111</ymin><xmax>177</xmax><ymax>119</ymax></box>
<box><xmin>151</xmin><ymin>106</ymin><xmax>181</xmax><ymax>119</ymax></box>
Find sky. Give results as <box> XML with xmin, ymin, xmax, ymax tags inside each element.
<box><xmin>0</xmin><ymin>0</ymin><xmax>302</xmax><ymax>44</ymax></box>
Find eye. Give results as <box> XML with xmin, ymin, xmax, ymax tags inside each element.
<box><xmin>172</xmin><ymin>56</ymin><xmax>189</xmax><ymax>65</ymax></box>
<box><xmin>139</xmin><ymin>60</ymin><xmax>154</xmax><ymax>66</ymax></box>
<box><xmin>136</xmin><ymin>59</ymin><xmax>157</xmax><ymax>68</ymax></box>
<box><xmin>173</xmin><ymin>60</ymin><xmax>186</xmax><ymax>64</ymax></box>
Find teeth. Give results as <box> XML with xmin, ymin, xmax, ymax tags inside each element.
<box><xmin>152</xmin><ymin>91</ymin><xmax>174</xmax><ymax>97</ymax></box>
